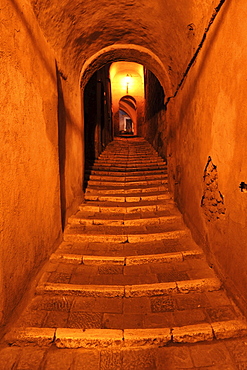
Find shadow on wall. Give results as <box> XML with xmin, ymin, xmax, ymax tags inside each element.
<box><xmin>11</xmin><ymin>0</ymin><xmax>56</xmax><ymax>81</ymax></box>
<box><xmin>83</xmin><ymin>73</ymin><xmax>97</xmax><ymax>170</ymax></box>
<box><xmin>56</xmin><ymin>64</ymin><xmax>67</xmax><ymax>230</ymax></box>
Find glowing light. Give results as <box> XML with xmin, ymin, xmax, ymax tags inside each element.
<box><xmin>125</xmin><ymin>74</ymin><xmax>132</xmax><ymax>93</ymax></box>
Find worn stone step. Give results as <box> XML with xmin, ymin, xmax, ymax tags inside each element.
<box><xmin>49</xmin><ymin>249</ymin><xmax>203</xmax><ymax>265</ymax></box>
<box><xmin>36</xmin><ymin>277</ymin><xmax>222</xmax><ymax>297</ymax></box>
<box><xmin>92</xmin><ymin>157</ymin><xmax>166</xmax><ymax>163</ymax></box>
<box><xmin>85</xmin><ymin>168</ymin><xmax>167</xmax><ymax>180</ymax></box>
<box><xmin>68</xmin><ymin>211</ymin><xmax>181</xmax><ymax>227</ymax></box>
<box><xmin>5</xmin><ymin>320</ymin><xmax>247</xmax><ymax>348</ymax></box>
<box><xmin>94</xmin><ymin>159</ymin><xmax>165</xmax><ymax>165</ymax></box>
<box><xmin>64</xmin><ymin>225</ymin><xmax>187</xmax><ymax>243</ymax></box>
<box><xmin>84</xmin><ymin>191</ymin><xmax>171</xmax><ymax>203</ymax></box>
<box><xmin>55</xmin><ymin>234</ymin><xmax>201</xmax><ymax>257</ymax></box>
<box><xmin>5</xmin><ymin>137</ymin><xmax>245</xmax><ymax>357</ymax></box>
<box><xmin>86</xmin><ymin>178</ymin><xmax>168</xmax><ymax>187</ymax></box>
<box><xmin>78</xmin><ymin>200</ymin><xmax>174</xmax><ymax>213</ymax></box>
<box><xmin>85</xmin><ymin>175</ymin><xmax>167</xmax><ymax>184</ymax></box>
<box><xmin>88</xmin><ymin>165</ymin><xmax>167</xmax><ymax>172</ymax></box>
<box><xmin>85</xmin><ymin>184</ymin><xmax>168</xmax><ymax>195</ymax></box>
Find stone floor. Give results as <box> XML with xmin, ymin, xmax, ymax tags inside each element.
<box><xmin>1</xmin><ymin>136</ymin><xmax>247</xmax><ymax>369</ymax></box>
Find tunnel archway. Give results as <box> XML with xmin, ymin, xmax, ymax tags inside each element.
<box><xmin>79</xmin><ymin>44</ymin><xmax>172</xmax><ymax>101</ymax></box>
<box><xmin>118</xmin><ymin>96</ymin><xmax>137</xmax><ymax>135</ymax></box>
<box><xmin>82</xmin><ymin>44</ymin><xmax>169</xmax><ymax>179</ymax></box>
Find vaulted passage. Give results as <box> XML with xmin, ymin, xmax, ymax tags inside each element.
<box><xmin>2</xmin><ymin>0</ymin><xmax>247</xmax><ymax>367</ymax></box>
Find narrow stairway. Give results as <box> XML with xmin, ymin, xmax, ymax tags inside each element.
<box><xmin>3</xmin><ymin>136</ymin><xmax>247</xmax><ymax>368</ymax></box>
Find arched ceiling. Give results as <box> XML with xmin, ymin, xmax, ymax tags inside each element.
<box><xmin>30</xmin><ymin>0</ymin><xmax>218</xmax><ymax>95</ymax></box>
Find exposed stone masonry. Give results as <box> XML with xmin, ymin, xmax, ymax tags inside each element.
<box><xmin>201</xmin><ymin>156</ymin><xmax>226</xmax><ymax>222</ymax></box>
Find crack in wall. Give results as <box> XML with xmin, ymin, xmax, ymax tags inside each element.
<box><xmin>165</xmin><ymin>0</ymin><xmax>226</xmax><ymax>107</ymax></box>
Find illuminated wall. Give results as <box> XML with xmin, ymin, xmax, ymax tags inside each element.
<box><xmin>110</xmin><ymin>62</ymin><xmax>144</xmax><ymax>136</ymax></box>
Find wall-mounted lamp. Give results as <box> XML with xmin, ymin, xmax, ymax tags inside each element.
<box><xmin>239</xmin><ymin>182</ymin><xmax>247</xmax><ymax>192</ymax></box>
<box><xmin>125</xmin><ymin>74</ymin><xmax>131</xmax><ymax>94</ymax></box>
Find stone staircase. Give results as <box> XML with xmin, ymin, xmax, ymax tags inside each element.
<box><xmin>4</xmin><ymin>137</ymin><xmax>247</xmax><ymax>355</ymax></box>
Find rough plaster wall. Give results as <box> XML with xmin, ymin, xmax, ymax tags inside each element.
<box><xmin>30</xmin><ymin>0</ymin><xmax>218</xmax><ymax>94</ymax></box>
<box><xmin>0</xmin><ymin>0</ymin><xmax>61</xmax><ymax>325</ymax></box>
<box><xmin>167</xmin><ymin>0</ymin><xmax>247</xmax><ymax>313</ymax></box>
<box><xmin>140</xmin><ymin>71</ymin><xmax>166</xmax><ymax>158</ymax></box>
<box><xmin>57</xmin><ymin>73</ymin><xmax>84</xmax><ymax>225</ymax></box>
<box><xmin>142</xmin><ymin>110</ymin><xmax>167</xmax><ymax>160</ymax></box>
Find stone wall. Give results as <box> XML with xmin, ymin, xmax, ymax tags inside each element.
<box><xmin>0</xmin><ymin>0</ymin><xmax>62</xmax><ymax>326</ymax></box>
<box><xmin>140</xmin><ymin>70</ymin><xmax>166</xmax><ymax>158</ymax></box>
<box><xmin>166</xmin><ymin>0</ymin><xmax>247</xmax><ymax>314</ymax></box>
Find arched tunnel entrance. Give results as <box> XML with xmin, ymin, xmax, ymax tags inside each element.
<box><xmin>83</xmin><ymin>59</ymin><xmax>166</xmax><ymax>173</ymax></box>
<box><xmin>118</xmin><ymin>95</ymin><xmax>137</xmax><ymax>135</ymax></box>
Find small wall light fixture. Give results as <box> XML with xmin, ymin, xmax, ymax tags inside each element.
<box><xmin>239</xmin><ymin>182</ymin><xmax>247</xmax><ymax>192</ymax></box>
<box><xmin>125</xmin><ymin>74</ymin><xmax>131</xmax><ymax>94</ymax></box>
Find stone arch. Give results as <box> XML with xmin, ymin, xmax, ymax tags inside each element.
<box><xmin>79</xmin><ymin>44</ymin><xmax>172</xmax><ymax>102</ymax></box>
<box><xmin>119</xmin><ymin>95</ymin><xmax>137</xmax><ymax>135</ymax></box>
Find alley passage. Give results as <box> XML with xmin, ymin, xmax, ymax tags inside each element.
<box><xmin>3</xmin><ymin>137</ymin><xmax>247</xmax><ymax>368</ymax></box>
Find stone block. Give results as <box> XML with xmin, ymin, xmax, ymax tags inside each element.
<box><xmin>124</xmin><ymin>328</ymin><xmax>171</xmax><ymax>346</ymax></box>
<box><xmin>44</xmin><ymin>310</ymin><xmax>69</xmax><ymax>328</ymax></box>
<box><xmin>94</xmin><ymin>297</ymin><xmax>123</xmax><ymax>313</ymax></box>
<box><xmin>122</xmin><ymin>348</ymin><xmax>156</xmax><ymax>370</ymax></box>
<box><xmin>173</xmin><ymin>308</ymin><xmax>207</xmax><ymax>327</ymax></box>
<box><xmin>68</xmin><ymin>312</ymin><xmax>103</xmax><ymax>329</ymax></box>
<box><xmin>177</xmin><ymin>277</ymin><xmax>222</xmax><ymax>293</ymax></box>
<box><xmin>83</xmin><ymin>255</ymin><xmax>125</xmax><ymax>265</ymax></box>
<box><xmin>172</xmin><ymin>323</ymin><xmax>213</xmax><ymax>343</ymax></box>
<box><xmin>143</xmin><ymin>312</ymin><xmax>174</xmax><ymax>328</ymax></box>
<box><xmin>155</xmin><ymin>346</ymin><xmax>194</xmax><ymax>369</ymax></box>
<box><xmin>38</xmin><ymin>283</ymin><xmax>125</xmax><ymax>297</ymax></box>
<box><xmin>100</xmin><ymin>349</ymin><xmax>122</xmax><ymax>370</ymax></box>
<box><xmin>55</xmin><ymin>328</ymin><xmax>123</xmax><ymax>348</ymax></box>
<box><xmin>50</xmin><ymin>253</ymin><xmax>83</xmax><ymax>264</ymax></box>
<box><xmin>72</xmin><ymin>297</ymin><xmax>96</xmax><ymax>311</ymax></box>
<box><xmin>125</xmin><ymin>282</ymin><xmax>177</xmax><ymax>297</ymax></box>
<box><xmin>212</xmin><ymin>320</ymin><xmax>247</xmax><ymax>340</ymax></box>
<box><xmin>151</xmin><ymin>296</ymin><xmax>175</xmax><ymax>312</ymax></box>
<box><xmin>126</xmin><ymin>252</ymin><xmax>183</xmax><ymax>265</ymax></box>
<box><xmin>4</xmin><ymin>327</ymin><xmax>55</xmax><ymax>347</ymax></box>
<box><xmin>123</xmin><ymin>297</ymin><xmax>151</xmax><ymax>314</ymax></box>
<box><xmin>98</xmin><ymin>265</ymin><xmax>124</xmax><ymax>274</ymax></box>
<box><xmin>0</xmin><ymin>347</ymin><xmax>21</xmax><ymax>370</ymax></box>
<box><xmin>189</xmin><ymin>342</ymin><xmax>233</xmax><ymax>368</ymax></box>
<box><xmin>74</xmin><ymin>349</ymin><xmax>100</xmax><ymax>370</ymax></box>
<box><xmin>16</xmin><ymin>348</ymin><xmax>45</xmax><ymax>370</ymax></box>
<box><xmin>43</xmin><ymin>349</ymin><xmax>75</xmax><ymax>369</ymax></box>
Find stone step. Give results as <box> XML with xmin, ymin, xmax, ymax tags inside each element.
<box><xmin>78</xmin><ymin>200</ymin><xmax>174</xmax><ymax>214</ymax></box>
<box><xmin>94</xmin><ymin>159</ymin><xmax>165</xmax><ymax>165</ymax></box>
<box><xmin>49</xmin><ymin>249</ymin><xmax>203</xmax><ymax>265</ymax></box>
<box><xmin>85</xmin><ymin>184</ymin><xmax>168</xmax><ymax>194</ymax></box>
<box><xmin>64</xmin><ymin>225</ymin><xmax>187</xmax><ymax>244</ymax></box>
<box><xmin>6</xmin><ymin>320</ymin><xmax>247</xmax><ymax>348</ymax></box>
<box><xmin>68</xmin><ymin>211</ymin><xmax>181</xmax><ymax>227</ymax></box>
<box><xmin>36</xmin><ymin>277</ymin><xmax>221</xmax><ymax>297</ymax></box>
<box><xmin>86</xmin><ymin>178</ymin><xmax>168</xmax><ymax>187</ymax></box>
<box><xmin>55</xmin><ymin>234</ymin><xmax>201</xmax><ymax>257</ymax></box>
<box><xmin>85</xmin><ymin>169</ymin><xmax>167</xmax><ymax>178</ymax></box>
<box><xmin>5</xmin><ymin>137</ymin><xmax>246</xmax><ymax>357</ymax></box>
<box><xmin>89</xmin><ymin>163</ymin><xmax>167</xmax><ymax>170</ymax></box>
<box><xmin>39</xmin><ymin>252</ymin><xmax>218</xmax><ymax>289</ymax></box>
<box><xmin>84</xmin><ymin>191</ymin><xmax>171</xmax><ymax>203</ymax></box>
<box><xmin>86</xmin><ymin>175</ymin><xmax>168</xmax><ymax>184</ymax></box>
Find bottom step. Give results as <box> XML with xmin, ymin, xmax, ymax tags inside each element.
<box><xmin>5</xmin><ymin>320</ymin><xmax>247</xmax><ymax>348</ymax></box>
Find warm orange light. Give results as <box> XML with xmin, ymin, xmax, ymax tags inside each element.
<box><xmin>125</xmin><ymin>74</ymin><xmax>132</xmax><ymax>93</ymax></box>
<box><xmin>125</xmin><ymin>74</ymin><xmax>131</xmax><ymax>85</ymax></box>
